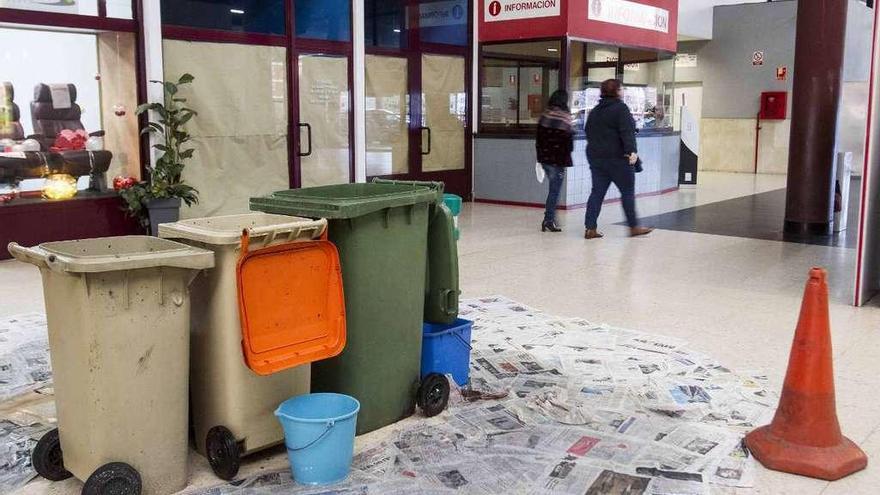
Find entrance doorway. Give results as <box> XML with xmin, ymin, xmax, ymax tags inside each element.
<box><xmin>364</xmin><ymin>0</ymin><xmax>472</xmax><ymax>198</ymax></box>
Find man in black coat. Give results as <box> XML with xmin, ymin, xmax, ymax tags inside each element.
<box><xmin>584</xmin><ymin>79</ymin><xmax>653</xmax><ymax>239</ymax></box>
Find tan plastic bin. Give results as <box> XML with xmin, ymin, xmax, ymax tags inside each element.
<box><xmin>158</xmin><ymin>213</ymin><xmax>327</xmax><ymax>481</ymax></box>
<box><xmin>7</xmin><ymin>236</ymin><xmax>214</xmax><ymax>495</ymax></box>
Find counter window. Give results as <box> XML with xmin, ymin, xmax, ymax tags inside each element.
<box><xmin>480</xmin><ymin>40</ymin><xmax>561</xmax><ymax>133</ymax></box>
<box><xmin>568</xmin><ymin>41</ymin><xmax>675</xmax><ymax>134</ymax></box>
<box><xmin>620</xmin><ymin>48</ymin><xmax>675</xmax><ymax>131</ymax></box>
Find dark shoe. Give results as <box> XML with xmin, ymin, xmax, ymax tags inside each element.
<box><xmin>630</xmin><ymin>227</ymin><xmax>654</xmax><ymax>237</ymax></box>
<box><xmin>542</xmin><ymin>221</ymin><xmax>562</xmax><ymax>233</ymax></box>
<box><xmin>584</xmin><ymin>229</ymin><xmax>604</xmax><ymax>239</ymax></box>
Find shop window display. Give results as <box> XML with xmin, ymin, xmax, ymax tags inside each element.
<box><xmin>0</xmin><ymin>27</ymin><xmax>139</xmax><ymax>205</ymax></box>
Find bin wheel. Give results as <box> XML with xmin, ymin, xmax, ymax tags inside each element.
<box><xmin>206</xmin><ymin>426</ymin><xmax>241</xmax><ymax>481</ymax></box>
<box><xmin>82</xmin><ymin>462</ymin><xmax>141</xmax><ymax>495</ymax></box>
<box><xmin>417</xmin><ymin>373</ymin><xmax>450</xmax><ymax>418</ymax></box>
<box><xmin>33</xmin><ymin>428</ymin><xmax>72</xmax><ymax>481</ymax></box>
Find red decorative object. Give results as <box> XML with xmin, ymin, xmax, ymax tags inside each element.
<box><xmin>113</xmin><ymin>176</ymin><xmax>137</xmax><ymax>191</ymax></box>
<box><xmin>113</xmin><ymin>104</ymin><xmax>127</xmax><ymax>117</ymax></box>
<box><xmin>0</xmin><ymin>193</ymin><xmax>14</xmax><ymax>204</ymax></box>
<box><xmin>50</xmin><ymin>129</ymin><xmax>88</xmax><ymax>152</ymax></box>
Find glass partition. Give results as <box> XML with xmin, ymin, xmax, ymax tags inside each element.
<box><xmin>163</xmin><ymin>40</ymin><xmax>289</xmax><ymax>217</ymax></box>
<box><xmin>365</xmin><ymin>55</ymin><xmax>409</xmax><ymax>176</ymax></box>
<box><xmin>418</xmin><ymin>0</ymin><xmax>468</xmax><ymax>46</ymax></box>
<box><xmin>480</xmin><ymin>40</ymin><xmax>561</xmax><ymax>132</ymax></box>
<box><xmin>620</xmin><ymin>48</ymin><xmax>675</xmax><ymax>130</ymax></box>
<box><xmin>483</xmin><ymin>39</ymin><xmax>676</xmax><ymax>135</ymax></box>
<box><xmin>295</xmin><ymin>0</ymin><xmax>352</xmax><ymax>41</ymax></box>
<box><xmin>161</xmin><ymin>0</ymin><xmax>286</xmax><ymax>34</ymax></box>
<box><xmin>366</xmin><ymin>0</ymin><xmax>407</xmax><ymax>49</ymax></box>
<box><xmin>0</xmin><ymin>0</ymin><xmax>98</xmax><ymax>15</ymax></box>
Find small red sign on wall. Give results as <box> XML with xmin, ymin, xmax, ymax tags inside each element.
<box><xmin>776</xmin><ymin>66</ymin><xmax>788</xmax><ymax>81</ymax></box>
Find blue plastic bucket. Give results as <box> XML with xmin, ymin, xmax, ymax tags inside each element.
<box><xmin>274</xmin><ymin>393</ymin><xmax>360</xmax><ymax>485</ymax></box>
<box><xmin>421</xmin><ymin>318</ymin><xmax>473</xmax><ymax>386</ymax></box>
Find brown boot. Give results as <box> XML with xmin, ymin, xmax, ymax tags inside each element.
<box><xmin>584</xmin><ymin>229</ymin><xmax>604</xmax><ymax>239</ymax></box>
<box><xmin>630</xmin><ymin>227</ymin><xmax>654</xmax><ymax>237</ymax></box>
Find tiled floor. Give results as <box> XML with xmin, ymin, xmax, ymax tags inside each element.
<box><xmin>631</xmin><ymin>179</ymin><xmax>861</xmax><ymax>249</ymax></box>
<box><xmin>4</xmin><ymin>172</ymin><xmax>880</xmax><ymax>494</ymax></box>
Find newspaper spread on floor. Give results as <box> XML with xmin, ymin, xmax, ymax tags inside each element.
<box><xmin>2</xmin><ymin>299</ymin><xmax>777</xmax><ymax>494</ymax></box>
<box><xmin>182</xmin><ymin>296</ymin><xmax>777</xmax><ymax>495</ymax></box>
<box><xmin>0</xmin><ymin>314</ymin><xmax>51</xmax><ymax>402</ymax></box>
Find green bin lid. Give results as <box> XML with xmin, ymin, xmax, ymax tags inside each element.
<box><xmin>251</xmin><ymin>183</ymin><xmax>439</xmax><ymax>220</ymax></box>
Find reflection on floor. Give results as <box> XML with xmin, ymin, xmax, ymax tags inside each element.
<box><xmin>633</xmin><ymin>179</ymin><xmax>861</xmax><ymax>249</ymax></box>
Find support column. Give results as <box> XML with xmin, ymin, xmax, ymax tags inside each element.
<box><xmin>784</xmin><ymin>0</ymin><xmax>849</xmax><ymax>235</ymax></box>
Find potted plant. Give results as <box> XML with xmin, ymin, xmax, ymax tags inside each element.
<box><xmin>119</xmin><ymin>74</ymin><xmax>199</xmax><ymax>235</ymax></box>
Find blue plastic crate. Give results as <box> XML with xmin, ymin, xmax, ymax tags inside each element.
<box><xmin>420</xmin><ymin>318</ymin><xmax>472</xmax><ymax>386</ymax></box>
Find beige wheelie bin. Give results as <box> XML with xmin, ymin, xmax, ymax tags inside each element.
<box><xmin>8</xmin><ymin>236</ymin><xmax>214</xmax><ymax>495</ymax></box>
<box><xmin>159</xmin><ymin>213</ymin><xmax>327</xmax><ymax>481</ymax></box>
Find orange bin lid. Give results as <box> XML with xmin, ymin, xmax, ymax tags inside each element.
<box><xmin>236</xmin><ymin>231</ymin><xmax>346</xmax><ymax>375</ymax></box>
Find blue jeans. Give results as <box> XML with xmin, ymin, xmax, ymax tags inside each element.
<box><xmin>542</xmin><ymin>164</ymin><xmax>566</xmax><ymax>223</ymax></box>
<box><xmin>584</xmin><ymin>158</ymin><xmax>638</xmax><ymax>229</ymax></box>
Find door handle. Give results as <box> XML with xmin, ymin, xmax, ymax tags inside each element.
<box><xmin>298</xmin><ymin>123</ymin><xmax>312</xmax><ymax>157</ymax></box>
<box><xmin>420</xmin><ymin>126</ymin><xmax>432</xmax><ymax>156</ymax></box>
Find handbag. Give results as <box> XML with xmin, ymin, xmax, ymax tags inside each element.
<box><xmin>634</xmin><ymin>157</ymin><xmax>644</xmax><ymax>174</ymax></box>
<box><xmin>535</xmin><ymin>162</ymin><xmax>546</xmax><ymax>183</ymax></box>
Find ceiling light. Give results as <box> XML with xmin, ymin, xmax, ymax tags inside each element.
<box><xmin>393</xmin><ymin>29</ymin><xmax>402</xmax><ymax>33</ymax></box>
<box><xmin>547</xmin><ymin>48</ymin><xmax>559</xmax><ymax>52</ymax></box>
<box><xmin>230</xmin><ymin>9</ymin><xmax>245</xmax><ymax>14</ymax></box>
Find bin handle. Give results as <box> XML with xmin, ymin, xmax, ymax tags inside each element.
<box><xmin>246</xmin><ymin>221</ymin><xmax>326</xmax><ymax>242</ymax></box>
<box><xmin>442</xmin><ymin>289</ymin><xmax>459</xmax><ymax>316</ymax></box>
<box><xmin>288</xmin><ymin>420</ymin><xmax>335</xmax><ymax>451</ymax></box>
<box><xmin>452</xmin><ymin>330</ymin><xmax>473</xmax><ymax>351</ymax></box>
<box><xmin>7</xmin><ymin>243</ymin><xmax>47</xmax><ymax>268</ymax></box>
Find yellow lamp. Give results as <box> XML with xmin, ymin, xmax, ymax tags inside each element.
<box><xmin>42</xmin><ymin>174</ymin><xmax>78</xmax><ymax>200</ymax></box>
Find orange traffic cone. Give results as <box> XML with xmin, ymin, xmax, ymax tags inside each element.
<box><xmin>744</xmin><ymin>267</ymin><xmax>867</xmax><ymax>480</ymax></box>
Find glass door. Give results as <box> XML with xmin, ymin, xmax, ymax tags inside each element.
<box><xmin>365</xmin><ymin>55</ymin><xmax>410</xmax><ymax>177</ymax></box>
<box><xmin>295</xmin><ymin>53</ymin><xmax>352</xmax><ymax>187</ymax></box>
<box><xmin>365</xmin><ymin>0</ymin><xmax>472</xmax><ymax>199</ymax></box>
<box><xmin>420</xmin><ymin>54</ymin><xmax>466</xmax><ymax>173</ymax></box>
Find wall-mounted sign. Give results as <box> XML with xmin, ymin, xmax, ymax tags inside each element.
<box><xmin>776</xmin><ymin>66</ymin><xmax>788</xmax><ymax>81</ymax></box>
<box><xmin>752</xmin><ymin>51</ymin><xmax>765</xmax><ymax>66</ymax></box>
<box><xmin>421</xmin><ymin>0</ymin><xmax>468</xmax><ymax>28</ymax></box>
<box><xmin>484</xmin><ymin>0</ymin><xmax>560</xmax><ymax>22</ymax></box>
<box><xmin>587</xmin><ymin>0</ymin><xmax>670</xmax><ymax>34</ymax></box>
<box><xmin>532</xmin><ymin>72</ymin><xmax>541</xmax><ymax>84</ymax></box>
<box><xmin>675</xmin><ymin>53</ymin><xmax>698</xmax><ymax>68</ymax></box>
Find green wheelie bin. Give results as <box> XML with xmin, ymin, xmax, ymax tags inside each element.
<box><xmin>250</xmin><ymin>182</ymin><xmax>439</xmax><ymax>434</ymax></box>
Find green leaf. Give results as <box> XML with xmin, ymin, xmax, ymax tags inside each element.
<box><xmin>164</xmin><ymin>82</ymin><xmax>178</xmax><ymax>96</ymax></box>
<box><xmin>172</xmin><ymin>97</ymin><xmax>188</xmax><ymax>103</ymax></box>
<box><xmin>178</xmin><ymin>73</ymin><xmax>195</xmax><ymax>85</ymax></box>
<box><xmin>154</xmin><ymin>144</ymin><xmax>169</xmax><ymax>152</ymax></box>
<box><xmin>179</xmin><ymin>148</ymin><xmax>195</xmax><ymax>159</ymax></box>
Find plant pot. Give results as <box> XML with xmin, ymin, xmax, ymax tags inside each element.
<box><xmin>147</xmin><ymin>197</ymin><xmax>182</xmax><ymax>236</ymax></box>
